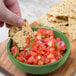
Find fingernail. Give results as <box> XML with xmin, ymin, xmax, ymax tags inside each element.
<box><xmin>17</xmin><ymin>18</ymin><xmax>24</xmax><ymax>26</ymax></box>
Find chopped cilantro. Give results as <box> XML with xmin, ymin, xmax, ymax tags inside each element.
<box><xmin>55</xmin><ymin>43</ymin><xmax>58</xmax><ymax>48</ymax></box>
<box><xmin>41</xmin><ymin>35</ymin><xmax>45</xmax><ymax>38</ymax></box>
<box><xmin>30</xmin><ymin>38</ymin><xmax>34</xmax><ymax>44</ymax></box>
<box><xmin>13</xmin><ymin>53</ymin><xmax>19</xmax><ymax>58</ymax></box>
<box><xmin>25</xmin><ymin>47</ymin><xmax>31</xmax><ymax>50</ymax></box>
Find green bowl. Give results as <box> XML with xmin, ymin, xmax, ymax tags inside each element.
<box><xmin>7</xmin><ymin>26</ymin><xmax>70</xmax><ymax>74</ymax></box>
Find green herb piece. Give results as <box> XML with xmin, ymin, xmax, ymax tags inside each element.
<box><xmin>47</xmin><ymin>31</ymin><xmax>50</xmax><ymax>34</ymax></box>
<box><xmin>30</xmin><ymin>38</ymin><xmax>34</xmax><ymax>44</ymax></box>
<box><xmin>55</xmin><ymin>43</ymin><xmax>58</xmax><ymax>48</ymax></box>
<box><xmin>41</xmin><ymin>35</ymin><xmax>45</xmax><ymax>38</ymax></box>
<box><xmin>60</xmin><ymin>54</ymin><xmax>63</xmax><ymax>58</ymax></box>
<box><xmin>25</xmin><ymin>47</ymin><xmax>31</xmax><ymax>50</ymax></box>
<box><xmin>41</xmin><ymin>61</ymin><xmax>44</xmax><ymax>64</ymax></box>
<box><xmin>13</xmin><ymin>53</ymin><xmax>19</xmax><ymax>58</ymax></box>
<box><xmin>38</xmin><ymin>56</ymin><xmax>41</xmax><ymax>59</ymax></box>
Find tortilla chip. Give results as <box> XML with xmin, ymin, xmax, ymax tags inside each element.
<box><xmin>48</xmin><ymin>3</ymin><xmax>69</xmax><ymax>17</ymax></box>
<box><xmin>37</xmin><ymin>14</ymin><xmax>68</xmax><ymax>33</ymax></box>
<box><xmin>9</xmin><ymin>19</ymin><xmax>29</xmax><ymax>37</ymax></box>
<box><xmin>68</xmin><ymin>0</ymin><xmax>76</xmax><ymax>12</ymax></box>
<box><xmin>69</xmin><ymin>18</ymin><xmax>76</xmax><ymax>41</ymax></box>
<box><xmin>10</xmin><ymin>20</ymin><xmax>33</xmax><ymax>49</ymax></box>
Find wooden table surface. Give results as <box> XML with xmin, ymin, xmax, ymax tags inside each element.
<box><xmin>0</xmin><ymin>38</ymin><xmax>76</xmax><ymax>76</ymax></box>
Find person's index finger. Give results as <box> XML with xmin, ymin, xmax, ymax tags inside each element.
<box><xmin>4</xmin><ymin>0</ymin><xmax>21</xmax><ymax>16</ymax></box>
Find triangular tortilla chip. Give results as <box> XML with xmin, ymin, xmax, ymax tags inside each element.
<box><xmin>37</xmin><ymin>14</ymin><xmax>68</xmax><ymax>33</ymax></box>
<box><xmin>9</xmin><ymin>19</ymin><xmax>29</xmax><ymax>37</ymax></box>
<box><xmin>69</xmin><ymin>18</ymin><xmax>76</xmax><ymax>40</ymax></box>
<box><xmin>10</xmin><ymin>20</ymin><xmax>33</xmax><ymax>50</ymax></box>
<box><xmin>48</xmin><ymin>3</ymin><xmax>69</xmax><ymax>17</ymax></box>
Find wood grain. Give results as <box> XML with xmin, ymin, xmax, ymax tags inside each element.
<box><xmin>0</xmin><ymin>39</ymin><xmax>76</xmax><ymax>76</ymax></box>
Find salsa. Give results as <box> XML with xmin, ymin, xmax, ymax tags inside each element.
<box><xmin>11</xmin><ymin>28</ymin><xmax>66</xmax><ymax>65</ymax></box>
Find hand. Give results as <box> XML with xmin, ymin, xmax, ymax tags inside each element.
<box><xmin>0</xmin><ymin>0</ymin><xmax>23</xmax><ymax>27</ymax></box>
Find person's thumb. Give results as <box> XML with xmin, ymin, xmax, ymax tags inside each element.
<box><xmin>0</xmin><ymin>5</ymin><xmax>23</xmax><ymax>26</ymax></box>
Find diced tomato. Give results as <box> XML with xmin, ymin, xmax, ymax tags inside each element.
<box><xmin>41</xmin><ymin>56</ymin><xmax>45</xmax><ymax>62</ymax></box>
<box><xmin>32</xmin><ymin>58</ymin><xmax>38</xmax><ymax>65</ymax></box>
<box><xmin>49</xmin><ymin>30</ymin><xmax>54</xmax><ymax>35</ymax></box>
<box><xmin>47</xmin><ymin>41</ymin><xmax>55</xmax><ymax>47</ymax></box>
<box><xmin>45</xmin><ymin>59</ymin><xmax>50</xmax><ymax>64</ymax></box>
<box><xmin>30</xmin><ymin>51</ymin><xmax>37</xmax><ymax>56</ymax></box>
<box><xmin>19</xmin><ymin>51</ymin><xmax>25</xmax><ymax>56</ymax></box>
<box><xmin>26</xmin><ymin>56</ymin><xmax>34</xmax><ymax>64</ymax></box>
<box><xmin>23</xmin><ymin>46</ymin><xmax>29</xmax><ymax>51</ymax></box>
<box><xmin>12</xmin><ymin>41</ymin><xmax>16</xmax><ymax>46</ymax></box>
<box><xmin>11</xmin><ymin>28</ymin><xmax>66</xmax><ymax>65</ymax></box>
<box><xmin>62</xmin><ymin>44</ymin><xmax>66</xmax><ymax>51</ymax></box>
<box><xmin>56</xmin><ymin>37</ymin><xmax>61</xmax><ymax>42</ymax></box>
<box><xmin>31</xmin><ymin>45</ymin><xmax>37</xmax><ymax>52</ymax></box>
<box><xmin>33</xmin><ymin>31</ymin><xmax>37</xmax><ymax>36</ymax></box>
<box><xmin>37</xmin><ymin>35</ymin><xmax>41</xmax><ymax>39</ymax></box>
<box><xmin>44</xmin><ymin>51</ymin><xmax>50</xmax><ymax>57</ymax></box>
<box><xmin>56</xmin><ymin>56</ymin><xmax>61</xmax><ymax>60</ymax></box>
<box><xmin>37</xmin><ymin>28</ymin><xmax>43</xmax><ymax>34</ymax></box>
<box><xmin>52</xmin><ymin>51</ymin><xmax>58</xmax><ymax>57</ymax></box>
<box><xmin>25</xmin><ymin>54</ymin><xmax>32</xmax><ymax>60</ymax></box>
<box><xmin>47</xmin><ymin>53</ymin><xmax>55</xmax><ymax>59</ymax></box>
<box><xmin>26</xmin><ymin>37</ymin><xmax>30</xmax><ymax>44</ymax></box>
<box><xmin>49</xmin><ymin>48</ymin><xmax>55</xmax><ymax>52</ymax></box>
<box><xmin>11</xmin><ymin>46</ymin><xmax>19</xmax><ymax>55</ymax></box>
<box><xmin>11</xmin><ymin>47</ymin><xmax>15</xmax><ymax>55</ymax></box>
<box><xmin>53</xmin><ymin>39</ymin><xmax>57</xmax><ymax>43</ymax></box>
<box><xmin>38</xmin><ymin>60</ymin><xmax>44</xmax><ymax>65</ymax></box>
<box><xmin>57</xmin><ymin>42</ymin><xmax>66</xmax><ymax>51</ymax></box>
<box><xmin>41</xmin><ymin>51</ymin><xmax>45</xmax><ymax>55</ymax></box>
<box><xmin>57</xmin><ymin>45</ymin><xmax>62</xmax><ymax>51</ymax></box>
<box><xmin>38</xmin><ymin>43</ymin><xmax>46</xmax><ymax>51</ymax></box>
<box><xmin>61</xmin><ymin>53</ymin><xmax>64</xmax><ymax>56</ymax></box>
<box><xmin>16</xmin><ymin>56</ymin><xmax>24</xmax><ymax>62</ymax></box>
<box><xmin>51</xmin><ymin>58</ymin><xmax>57</xmax><ymax>63</ymax></box>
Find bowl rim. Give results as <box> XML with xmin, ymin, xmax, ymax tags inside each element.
<box><xmin>7</xmin><ymin>26</ymin><xmax>70</xmax><ymax>67</ymax></box>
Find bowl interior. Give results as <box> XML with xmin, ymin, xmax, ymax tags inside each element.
<box><xmin>7</xmin><ymin>26</ymin><xmax>70</xmax><ymax>67</ymax></box>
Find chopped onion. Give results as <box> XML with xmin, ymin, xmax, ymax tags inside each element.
<box><xmin>50</xmin><ymin>36</ymin><xmax>53</xmax><ymax>39</ymax></box>
<box><xmin>33</xmin><ymin>31</ymin><xmax>37</xmax><ymax>35</ymax></box>
<box><xmin>37</xmin><ymin>36</ymin><xmax>41</xmax><ymax>39</ymax></box>
<box><xmin>58</xmin><ymin>41</ymin><xmax>64</xmax><ymax>46</ymax></box>
<box><xmin>38</xmin><ymin>56</ymin><xmax>41</xmax><ymax>59</ymax></box>
<box><xmin>48</xmin><ymin>41</ymin><xmax>52</xmax><ymax>47</ymax></box>
<box><xmin>38</xmin><ymin>40</ymin><xmax>45</xmax><ymax>43</ymax></box>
